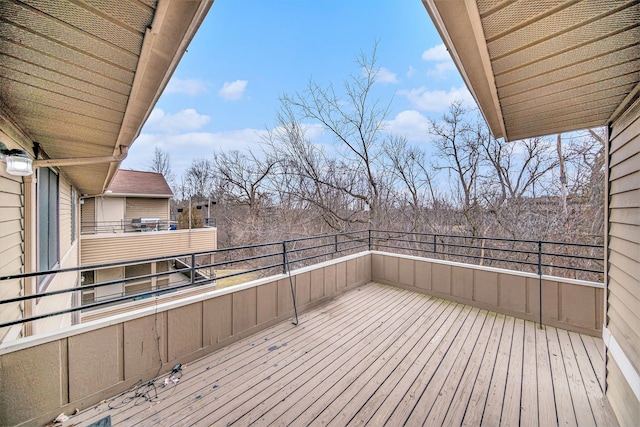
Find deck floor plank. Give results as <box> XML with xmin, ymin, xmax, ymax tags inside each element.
<box><xmin>500</xmin><ymin>317</ymin><xmax>525</xmax><ymax>426</ymax></box>
<box><xmin>70</xmin><ymin>283</ymin><xmax>617</xmax><ymax>427</ymax></box>
<box><xmin>548</xmin><ymin>327</ymin><xmax>578</xmax><ymax>427</ymax></box>
<box><xmin>423</xmin><ymin>310</ymin><xmax>492</xmax><ymax>426</ymax></box>
<box><xmin>381</xmin><ymin>305</ymin><xmax>474</xmax><ymax>426</ymax></box>
<box><xmin>558</xmin><ymin>329</ymin><xmax>598</xmax><ymax>427</ymax></box>
<box><xmin>220</xmin><ymin>293</ymin><xmax>439</xmax><ymax>426</ymax></box>
<box><xmin>569</xmin><ymin>331</ymin><xmax>618</xmax><ymax>426</ymax></box>
<box><xmin>520</xmin><ymin>321</ymin><xmax>539</xmax><ymax>427</ymax></box>
<box><xmin>154</xmin><ymin>287</ymin><xmax>414</xmax><ymax>427</ymax></box>
<box><xmin>279</xmin><ymin>299</ymin><xmax>456</xmax><ymax>426</ymax></box>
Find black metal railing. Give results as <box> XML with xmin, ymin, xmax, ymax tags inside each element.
<box><xmin>80</xmin><ymin>218</ymin><xmax>216</xmax><ymax>235</ymax></box>
<box><xmin>0</xmin><ymin>230</ymin><xmax>602</xmax><ymax>331</ymax></box>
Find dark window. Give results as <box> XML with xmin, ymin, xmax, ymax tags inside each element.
<box><xmin>38</xmin><ymin>168</ymin><xmax>59</xmax><ymax>283</ymax></box>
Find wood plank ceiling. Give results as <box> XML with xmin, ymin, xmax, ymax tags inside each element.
<box><xmin>0</xmin><ymin>0</ymin><xmax>211</xmax><ymax>194</ymax></box>
<box><xmin>423</xmin><ymin>0</ymin><xmax>640</xmax><ymax>141</ymax></box>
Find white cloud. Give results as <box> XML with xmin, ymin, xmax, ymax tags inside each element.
<box><xmin>145</xmin><ymin>108</ymin><xmax>211</xmax><ymax>133</ymax></box>
<box><xmin>384</xmin><ymin>110</ymin><xmax>431</xmax><ymax>142</ymax></box>
<box><xmin>129</xmin><ymin>128</ymin><xmax>268</xmax><ymax>176</ymax></box>
<box><xmin>165</xmin><ymin>78</ymin><xmax>208</xmax><ymax>96</ymax></box>
<box><xmin>421</xmin><ymin>44</ymin><xmax>450</xmax><ymax>61</ymax></box>
<box><xmin>218</xmin><ymin>80</ymin><xmax>248</xmax><ymax>100</ymax></box>
<box><xmin>375</xmin><ymin>67</ymin><xmax>399</xmax><ymax>84</ymax></box>
<box><xmin>406</xmin><ymin>65</ymin><xmax>416</xmax><ymax>78</ymax></box>
<box><xmin>399</xmin><ymin>86</ymin><xmax>474</xmax><ymax>113</ymax></box>
<box><xmin>421</xmin><ymin>43</ymin><xmax>457</xmax><ymax>79</ymax></box>
<box><xmin>427</xmin><ymin>61</ymin><xmax>457</xmax><ymax>78</ymax></box>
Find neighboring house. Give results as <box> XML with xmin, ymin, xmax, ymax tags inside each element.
<box><xmin>422</xmin><ymin>0</ymin><xmax>639</xmax><ymax>423</ymax></box>
<box><xmin>0</xmin><ymin>0</ymin><xmax>213</xmax><ymax>342</ymax></box>
<box><xmin>79</xmin><ymin>169</ymin><xmax>217</xmax><ymax>308</ymax></box>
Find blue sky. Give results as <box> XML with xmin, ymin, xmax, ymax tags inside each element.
<box><xmin>122</xmin><ymin>0</ymin><xmax>474</xmax><ymax>176</ymax></box>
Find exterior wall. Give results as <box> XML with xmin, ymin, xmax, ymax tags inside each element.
<box><xmin>80</xmin><ymin>197</ymin><xmax>95</xmax><ymax>234</ymax></box>
<box><xmin>0</xmin><ymin>253</ymin><xmax>371</xmax><ymax>426</ymax></box>
<box><xmin>605</xmin><ymin>97</ymin><xmax>640</xmax><ymax>425</ymax></box>
<box><xmin>371</xmin><ymin>252</ymin><xmax>604</xmax><ymax>336</ymax></box>
<box><xmin>33</xmin><ymin>174</ymin><xmax>79</xmax><ymax>335</ymax></box>
<box><xmin>95</xmin><ymin>196</ymin><xmax>125</xmax><ymax>229</ymax></box>
<box><xmin>124</xmin><ymin>197</ymin><xmax>169</xmax><ymax>222</ymax></box>
<box><xmin>0</xmin><ymin>163</ymin><xmax>24</xmax><ymax>342</ymax></box>
<box><xmin>81</xmin><ymin>227</ymin><xmax>218</xmax><ymax>264</ymax></box>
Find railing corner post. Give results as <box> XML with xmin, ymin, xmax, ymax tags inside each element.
<box><xmin>368</xmin><ymin>229</ymin><xmax>372</xmax><ymax>251</ymax></box>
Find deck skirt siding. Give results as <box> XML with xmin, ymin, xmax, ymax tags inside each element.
<box><xmin>73</xmin><ymin>283</ymin><xmax>616</xmax><ymax>426</ymax></box>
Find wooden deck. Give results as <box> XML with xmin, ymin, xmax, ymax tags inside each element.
<box><xmin>72</xmin><ymin>283</ymin><xmax>616</xmax><ymax>426</ymax></box>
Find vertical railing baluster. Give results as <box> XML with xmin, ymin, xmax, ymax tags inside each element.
<box><xmin>538</xmin><ymin>241</ymin><xmax>543</xmax><ymax>327</ymax></box>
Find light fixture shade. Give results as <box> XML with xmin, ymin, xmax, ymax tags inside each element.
<box><xmin>6</xmin><ymin>155</ymin><xmax>33</xmax><ymax>176</ymax></box>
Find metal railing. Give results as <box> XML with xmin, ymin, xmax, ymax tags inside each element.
<box><xmin>80</xmin><ymin>218</ymin><xmax>216</xmax><ymax>235</ymax></box>
<box><xmin>0</xmin><ymin>230</ymin><xmax>602</xmax><ymax>331</ymax></box>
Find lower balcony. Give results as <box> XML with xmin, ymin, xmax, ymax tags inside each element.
<box><xmin>71</xmin><ymin>282</ymin><xmax>615</xmax><ymax>426</ymax></box>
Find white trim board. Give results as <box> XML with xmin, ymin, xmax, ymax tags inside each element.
<box><xmin>603</xmin><ymin>326</ymin><xmax>640</xmax><ymax>402</ymax></box>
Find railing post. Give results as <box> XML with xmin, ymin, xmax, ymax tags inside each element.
<box><xmin>538</xmin><ymin>241</ymin><xmax>543</xmax><ymax>327</ymax></box>
<box><xmin>191</xmin><ymin>253</ymin><xmax>196</xmax><ymax>285</ymax></box>
<box><xmin>368</xmin><ymin>229</ymin><xmax>371</xmax><ymax>251</ymax></box>
<box><xmin>433</xmin><ymin>234</ymin><xmax>437</xmax><ymax>254</ymax></box>
<box><xmin>334</xmin><ymin>234</ymin><xmax>339</xmax><ymax>254</ymax></box>
<box><xmin>282</xmin><ymin>241</ymin><xmax>288</xmax><ymax>274</ymax></box>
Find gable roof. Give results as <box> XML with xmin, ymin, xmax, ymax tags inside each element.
<box><xmin>423</xmin><ymin>0</ymin><xmax>640</xmax><ymax>141</ymax></box>
<box><xmin>106</xmin><ymin>169</ymin><xmax>173</xmax><ymax>198</ymax></box>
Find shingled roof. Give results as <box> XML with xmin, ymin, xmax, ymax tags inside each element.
<box><xmin>105</xmin><ymin>170</ymin><xmax>173</xmax><ymax>198</ymax></box>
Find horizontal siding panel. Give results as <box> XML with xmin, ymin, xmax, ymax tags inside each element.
<box><xmin>607</xmin><ymin>305</ymin><xmax>640</xmax><ymax>376</ymax></box>
<box><xmin>606</xmin><ymin>354</ymin><xmax>640</xmax><ymax>426</ymax></box>
<box><xmin>609</xmin><ymin>102</ymin><xmax>640</xmax><ymax>147</ymax></box>
<box><xmin>608</xmin><ymin>188</ymin><xmax>640</xmax><ymax>208</ymax></box>
<box><xmin>609</xmin><ymin>280</ymin><xmax>640</xmax><ymax>331</ymax></box>
<box><xmin>609</xmin><ymin>223</ymin><xmax>640</xmax><ymax>244</ymax></box>
<box><xmin>0</xmin><ymin>206</ymin><xmax>22</xmax><ymax>222</ymax></box>
<box><xmin>0</xmin><ymin>171</ymin><xmax>24</xmax><ymax>341</ymax></box>
<box><xmin>609</xmin><ymin>170</ymin><xmax>640</xmax><ymax>194</ymax></box>
<box><xmin>0</xmin><ymin>246</ymin><xmax>22</xmax><ymax>272</ymax></box>
<box><xmin>0</xmin><ymin>191</ymin><xmax>21</xmax><ymax>206</ymax></box>
<box><xmin>59</xmin><ymin>177</ymin><xmax>72</xmax><ymax>254</ymax></box>
<box><xmin>81</xmin><ymin>229</ymin><xmax>217</xmax><ymax>264</ymax></box>
<box><xmin>0</xmin><ymin>176</ymin><xmax>21</xmax><ymax>193</ymax></box>
<box><xmin>125</xmin><ymin>198</ymin><xmax>169</xmax><ymax>222</ymax></box>
<box><xmin>81</xmin><ymin>198</ymin><xmax>95</xmax><ymax>225</ymax></box>
<box><xmin>608</xmin><ymin>264</ymin><xmax>639</xmax><ymax>295</ymax></box>
<box><xmin>610</xmin><ymin>134</ymin><xmax>639</xmax><ymax>168</ymax></box>
<box><xmin>608</xmin><ymin>207</ymin><xmax>640</xmax><ymax>226</ymax></box>
<box><xmin>608</xmin><ymin>152</ymin><xmax>640</xmax><ymax>180</ymax></box>
<box><xmin>609</xmin><ymin>237</ymin><xmax>640</xmax><ymax>263</ymax></box>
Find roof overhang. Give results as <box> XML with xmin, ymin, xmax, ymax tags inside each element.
<box><xmin>0</xmin><ymin>0</ymin><xmax>213</xmax><ymax>194</ymax></box>
<box><xmin>422</xmin><ymin>0</ymin><xmax>640</xmax><ymax>141</ymax></box>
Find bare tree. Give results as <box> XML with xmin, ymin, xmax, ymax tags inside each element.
<box><xmin>147</xmin><ymin>146</ymin><xmax>175</xmax><ymax>188</ymax></box>
<box><xmin>274</xmin><ymin>43</ymin><xmax>393</xmax><ymax>229</ymax></box>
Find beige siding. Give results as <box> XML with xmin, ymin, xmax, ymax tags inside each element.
<box><xmin>0</xmin><ymin>165</ymin><xmax>24</xmax><ymax>342</ymax></box>
<box><xmin>59</xmin><ymin>175</ymin><xmax>72</xmax><ymax>255</ymax></box>
<box><xmin>81</xmin><ymin>197</ymin><xmax>95</xmax><ymax>234</ymax></box>
<box><xmin>81</xmin><ymin>228</ymin><xmax>217</xmax><ymax>264</ymax></box>
<box><xmin>607</xmin><ymin>97</ymin><xmax>640</xmax><ymax>425</ymax></box>
<box><xmin>125</xmin><ymin>197</ymin><xmax>169</xmax><ymax>222</ymax></box>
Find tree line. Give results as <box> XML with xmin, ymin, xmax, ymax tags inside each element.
<box><xmin>147</xmin><ymin>48</ymin><xmax>604</xmax><ymax>276</ymax></box>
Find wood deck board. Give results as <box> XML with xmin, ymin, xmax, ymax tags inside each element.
<box><xmin>72</xmin><ymin>283</ymin><xmax>616</xmax><ymax>427</ymax></box>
